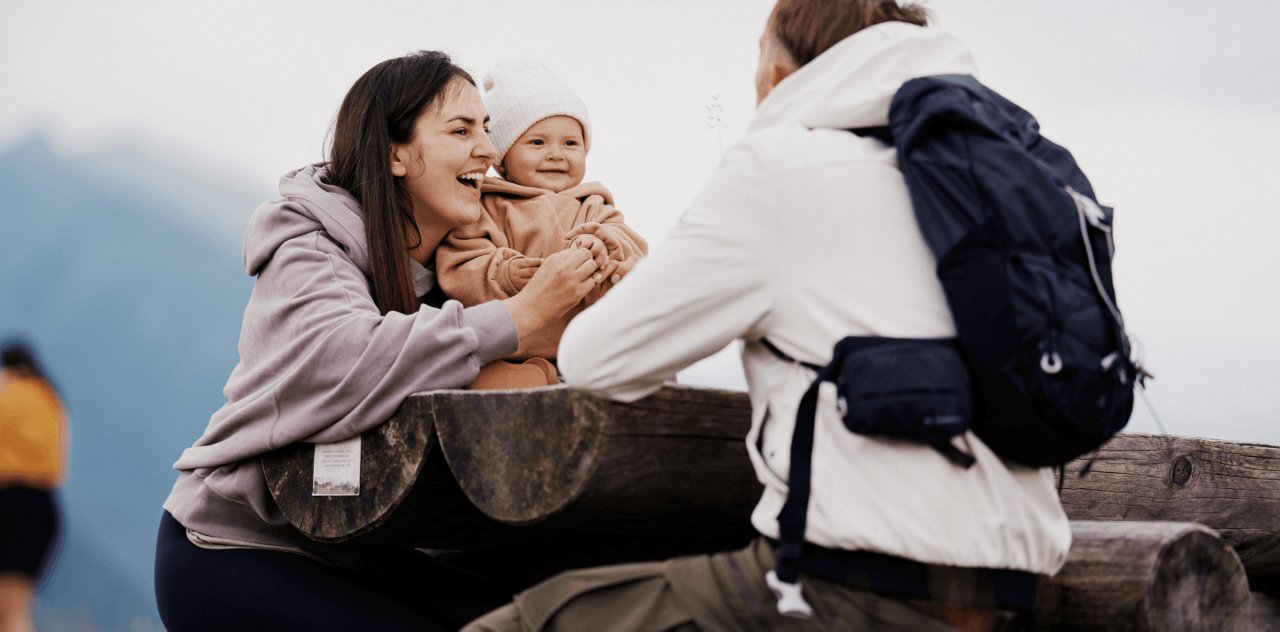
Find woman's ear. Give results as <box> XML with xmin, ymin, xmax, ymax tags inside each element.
<box><xmin>389</xmin><ymin>144</ymin><xmax>408</xmax><ymax>177</ymax></box>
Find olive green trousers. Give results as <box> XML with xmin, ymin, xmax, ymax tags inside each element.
<box><xmin>462</xmin><ymin>538</ymin><xmax>972</xmax><ymax>631</ymax></box>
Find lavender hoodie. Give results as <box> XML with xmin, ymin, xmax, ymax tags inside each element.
<box><xmin>163</xmin><ymin>164</ymin><xmax>518</xmax><ymax>550</ymax></box>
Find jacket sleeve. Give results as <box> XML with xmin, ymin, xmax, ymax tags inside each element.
<box><xmin>436</xmin><ymin>205</ymin><xmax>534</xmax><ymax>304</ymax></box>
<box><xmin>174</xmin><ymin>231</ymin><xmax>518</xmax><ymax>469</ymax></box>
<box><xmin>557</xmin><ymin>150</ymin><xmax>777</xmax><ymax>402</ymax></box>
<box><xmin>571</xmin><ymin>195</ymin><xmax>649</xmax><ymax>261</ymax></box>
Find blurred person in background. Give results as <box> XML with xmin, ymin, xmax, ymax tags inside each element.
<box><xmin>0</xmin><ymin>340</ymin><xmax>66</xmax><ymax>632</ymax></box>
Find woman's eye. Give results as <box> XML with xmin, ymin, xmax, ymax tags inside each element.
<box><xmin>454</xmin><ymin>128</ymin><xmax>470</xmax><ymax>136</ymax></box>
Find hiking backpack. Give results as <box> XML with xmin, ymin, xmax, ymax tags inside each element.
<box><xmin>765</xmin><ymin>74</ymin><xmax>1139</xmax><ymax>617</ymax></box>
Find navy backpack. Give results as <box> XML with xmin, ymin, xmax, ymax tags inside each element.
<box><xmin>765</xmin><ymin>75</ymin><xmax>1139</xmax><ymax>617</ymax></box>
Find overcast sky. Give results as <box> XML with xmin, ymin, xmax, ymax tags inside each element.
<box><xmin>2</xmin><ymin>1</ymin><xmax>1278</xmax><ymax>442</ymax></box>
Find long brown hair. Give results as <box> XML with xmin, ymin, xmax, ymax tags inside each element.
<box><xmin>769</xmin><ymin>0</ymin><xmax>929</xmax><ymax>67</ymax></box>
<box><xmin>328</xmin><ymin>51</ymin><xmax>475</xmax><ymax>315</ymax></box>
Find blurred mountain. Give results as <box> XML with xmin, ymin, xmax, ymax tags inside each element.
<box><xmin>0</xmin><ymin>136</ymin><xmax>260</xmax><ymax>630</ymax></box>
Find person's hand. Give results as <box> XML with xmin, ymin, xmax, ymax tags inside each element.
<box><xmin>503</xmin><ymin>248</ymin><xmax>597</xmax><ymax>355</ymax></box>
<box><xmin>564</xmin><ymin>224</ymin><xmax>627</xmax><ymax>277</ymax></box>
<box><xmin>569</xmin><ymin>234</ymin><xmax>608</xmax><ymax>271</ymax></box>
<box><xmin>508</xmin><ymin>257</ymin><xmax>542</xmax><ymax>292</ymax></box>
<box><xmin>609</xmin><ymin>255</ymin><xmax>641</xmax><ymax>285</ymax></box>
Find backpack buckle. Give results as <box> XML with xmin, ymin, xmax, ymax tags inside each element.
<box><xmin>765</xmin><ymin>570</ymin><xmax>813</xmax><ymax>619</ymax></box>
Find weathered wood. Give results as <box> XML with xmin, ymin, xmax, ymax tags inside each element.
<box><xmin>262</xmin><ymin>385</ymin><xmax>760</xmax><ymax>549</ymax></box>
<box><xmin>1036</xmin><ymin>521</ymin><xmax>1250</xmax><ymax>631</ymax></box>
<box><xmin>262</xmin><ymin>396</ymin><xmax>439</xmax><ymax>542</ymax></box>
<box><xmin>1254</xmin><ymin>591</ymin><xmax>1280</xmax><ymax>632</ymax></box>
<box><xmin>1061</xmin><ymin>433</ymin><xmax>1280</xmax><ymax>582</ymax></box>
<box><xmin>429</xmin><ymin>385</ymin><xmax>759</xmax><ymax>541</ymax></box>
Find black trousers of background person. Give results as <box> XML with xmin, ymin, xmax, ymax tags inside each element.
<box><xmin>154</xmin><ymin>511</ymin><xmax>513</xmax><ymax>632</ymax></box>
<box><xmin>0</xmin><ymin>486</ymin><xmax>60</xmax><ymax>581</ymax></box>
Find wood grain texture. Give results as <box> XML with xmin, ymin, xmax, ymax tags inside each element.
<box><xmin>1037</xmin><ymin>521</ymin><xmax>1250</xmax><ymax>631</ymax></box>
<box><xmin>262</xmin><ymin>396</ymin><xmax>435</xmax><ymax>542</ymax></box>
<box><xmin>1253</xmin><ymin>591</ymin><xmax>1280</xmax><ymax>632</ymax></box>
<box><xmin>430</xmin><ymin>385</ymin><xmax>759</xmax><ymax>542</ymax></box>
<box><xmin>1061</xmin><ymin>433</ymin><xmax>1280</xmax><ymax>581</ymax></box>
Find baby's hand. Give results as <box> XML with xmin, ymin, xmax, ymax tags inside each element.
<box><xmin>569</xmin><ymin>234</ymin><xmax>608</xmax><ymax>272</ymax></box>
<box><xmin>509</xmin><ymin>257</ymin><xmax>542</xmax><ymax>292</ymax></box>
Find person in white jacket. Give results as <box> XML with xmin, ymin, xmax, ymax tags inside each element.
<box><xmin>465</xmin><ymin>2</ymin><xmax>1071</xmax><ymax>631</ymax></box>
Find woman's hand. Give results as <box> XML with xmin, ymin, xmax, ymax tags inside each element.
<box><xmin>503</xmin><ymin>248</ymin><xmax>597</xmax><ymax>354</ymax></box>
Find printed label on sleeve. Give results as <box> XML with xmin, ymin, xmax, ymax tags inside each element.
<box><xmin>312</xmin><ymin>436</ymin><xmax>361</xmax><ymax>496</ymax></box>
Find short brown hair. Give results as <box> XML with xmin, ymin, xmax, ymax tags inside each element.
<box><xmin>769</xmin><ymin>0</ymin><xmax>929</xmax><ymax>67</ymax></box>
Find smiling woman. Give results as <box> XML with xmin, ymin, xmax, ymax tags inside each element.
<box><xmin>153</xmin><ymin>50</ymin><xmax>601</xmax><ymax>631</ymax></box>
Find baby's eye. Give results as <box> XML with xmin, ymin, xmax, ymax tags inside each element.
<box><xmin>529</xmin><ymin>139</ymin><xmax>545</xmax><ymax>146</ymax></box>
<box><xmin>566</xmin><ymin>140</ymin><xmax>580</xmax><ymax>147</ymax></box>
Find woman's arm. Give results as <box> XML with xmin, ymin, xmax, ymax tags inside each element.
<box><xmin>175</xmin><ymin>231</ymin><xmax>519</xmax><ymax>469</ymax></box>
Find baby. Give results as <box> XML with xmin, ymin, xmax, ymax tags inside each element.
<box><xmin>437</xmin><ymin>61</ymin><xmax>647</xmax><ymax>386</ymax></box>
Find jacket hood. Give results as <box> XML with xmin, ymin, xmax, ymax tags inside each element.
<box><xmin>750</xmin><ymin>22</ymin><xmax>977</xmax><ymax>133</ymax></box>
<box><xmin>243</xmin><ymin>163</ymin><xmax>369</xmax><ymax>276</ymax></box>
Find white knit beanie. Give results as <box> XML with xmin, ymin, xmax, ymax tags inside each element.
<box><xmin>483</xmin><ymin>60</ymin><xmax>591</xmax><ymax>164</ymax></box>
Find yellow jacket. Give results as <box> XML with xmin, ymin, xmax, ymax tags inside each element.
<box><xmin>0</xmin><ymin>373</ymin><xmax>66</xmax><ymax>489</ymax></box>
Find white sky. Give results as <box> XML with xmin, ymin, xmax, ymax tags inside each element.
<box><xmin>3</xmin><ymin>1</ymin><xmax>1279</xmax><ymax>442</ymax></box>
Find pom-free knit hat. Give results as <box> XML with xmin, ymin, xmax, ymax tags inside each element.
<box><xmin>483</xmin><ymin>60</ymin><xmax>591</xmax><ymax>163</ymax></box>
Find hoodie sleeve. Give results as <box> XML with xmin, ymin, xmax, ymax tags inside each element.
<box><xmin>570</xmin><ymin>195</ymin><xmax>649</xmax><ymax>262</ymax></box>
<box><xmin>174</xmin><ymin>230</ymin><xmax>518</xmax><ymax>469</ymax></box>
<box><xmin>436</xmin><ymin>199</ymin><xmax>534</xmax><ymax>303</ymax></box>
<box><xmin>557</xmin><ymin>146</ymin><xmax>777</xmax><ymax>402</ymax></box>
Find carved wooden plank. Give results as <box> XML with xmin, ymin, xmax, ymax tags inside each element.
<box><xmin>1036</xmin><ymin>521</ymin><xmax>1250</xmax><ymax>631</ymax></box>
<box><xmin>1061</xmin><ymin>433</ymin><xmax>1280</xmax><ymax>581</ymax></box>
<box><xmin>429</xmin><ymin>385</ymin><xmax>759</xmax><ymax>542</ymax></box>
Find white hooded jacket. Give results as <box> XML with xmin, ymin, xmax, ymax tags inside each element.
<box><xmin>559</xmin><ymin>22</ymin><xmax>1071</xmax><ymax>574</ymax></box>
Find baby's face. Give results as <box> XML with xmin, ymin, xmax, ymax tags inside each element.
<box><xmin>500</xmin><ymin>116</ymin><xmax>586</xmax><ymax>192</ymax></box>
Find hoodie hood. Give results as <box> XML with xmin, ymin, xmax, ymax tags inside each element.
<box><xmin>750</xmin><ymin>22</ymin><xmax>977</xmax><ymax>133</ymax></box>
<box><xmin>243</xmin><ymin>163</ymin><xmax>435</xmax><ymax>295</ymax></box>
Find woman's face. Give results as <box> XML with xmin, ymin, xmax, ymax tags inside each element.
<box><xmin>391</xmin><ymin>77</ymin><xmax>496</xmax><ymax>231</ymax></box>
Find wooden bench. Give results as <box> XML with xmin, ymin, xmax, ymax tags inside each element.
<box><xmin>263</xmin><ymin>385</ymin><xmax>1278</xmax><ymax>629</ymax></box>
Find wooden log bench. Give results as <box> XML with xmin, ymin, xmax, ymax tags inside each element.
<box><xmin>262</xmin><ymin>385</ymin><xmax>1279</xmax><ymax>628</ymax></box>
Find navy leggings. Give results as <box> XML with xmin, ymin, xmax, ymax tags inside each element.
<box><xmin>154</xmin><ymin>512</ymin><xmax>512</xmax><ymax>631</ymax></box>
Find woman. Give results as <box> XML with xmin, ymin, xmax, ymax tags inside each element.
<box><xmin>154</xmin><ymin>51</ymin><xmax>601</xmax><ymax>631</ymax></box>
<box><xmin>0</xmin><ymin>340</ymin><xmax>65</xmax><ymax>632</ymax></box>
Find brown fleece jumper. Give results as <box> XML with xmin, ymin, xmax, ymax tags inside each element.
<box><xmin>436</xmin><ymin>177</ymin><xmax>647</xmax><ymax>357</ymax></box>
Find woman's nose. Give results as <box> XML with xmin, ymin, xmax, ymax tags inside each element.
<box><xmin>475</xmin><ymin>134</ymin><xmax>497</xmax><ymax>163</ymax></box>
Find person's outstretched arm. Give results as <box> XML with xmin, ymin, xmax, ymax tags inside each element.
<box><xmin>558</xmin><ymin>147</ymin><xmax>777</xmax><ymax>402</ymax></box>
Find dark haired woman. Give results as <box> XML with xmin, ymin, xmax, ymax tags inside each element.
<box><xmin>0</xmin><ymin>340</ymin><xmax>65</xmax><ymax>632</ymax></box>
<box><xmin>154</xmin><ymin>51</ymin><xmax>600</xmax><ymax>631</ymax></box>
